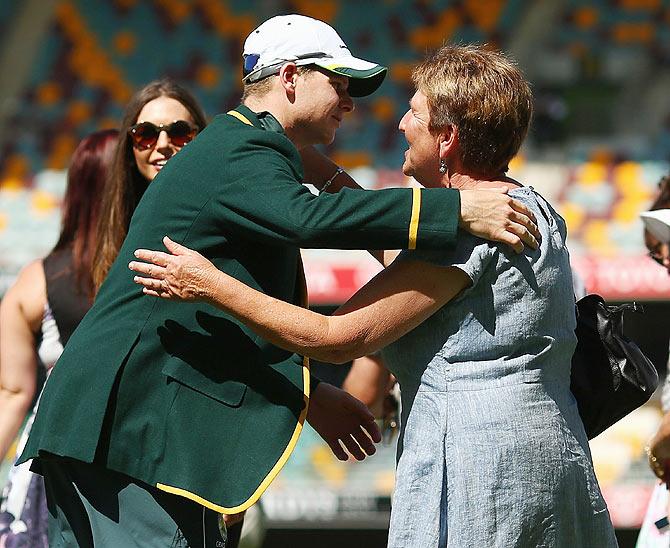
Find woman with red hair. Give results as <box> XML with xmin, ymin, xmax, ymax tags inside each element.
<box><xmin>0</xmin><ymin>129</ymin><xmax>118</xmax><ymax>547</ymax></box>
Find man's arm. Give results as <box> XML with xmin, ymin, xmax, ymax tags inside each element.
<box><xmin>300</xmin><ymin>146</ymin><xmax>540</xmax><ymax>253</ymax></box>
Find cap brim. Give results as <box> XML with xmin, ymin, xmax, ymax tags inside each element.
<box><xmin>641</xmin><ymin>209</ymin><xmax>670</xmax><ymax>243</ymax></box>
<box><xmin>313</xmin><ymin>57</ymin><xmax>387</xmax><ymax>97</ymax></box>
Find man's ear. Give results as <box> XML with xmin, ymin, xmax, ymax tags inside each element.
<box><xmin>278</xmin><ymin>63</ymin><xmax>299</xmax><ymax>96</ymax></box>
<box><xmin>439</xmin><ymin>125</ymin><xmax>458</xmax><ymax>160</ymax></box>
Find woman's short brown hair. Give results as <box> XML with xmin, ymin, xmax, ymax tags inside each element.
<box><xmin>412</xmin><ymin>44</ymin><xmax>533</xmax><ymax>175</ymax></box>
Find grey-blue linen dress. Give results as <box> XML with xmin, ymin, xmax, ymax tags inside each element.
<box><xmin>381</xmin><ymin>187</ymin><xmax>618</xmax><ymax>548</ymax></box>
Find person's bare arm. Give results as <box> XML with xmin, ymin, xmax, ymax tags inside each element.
<box><xmin>343</xmin><ymin>354</ymin><xmax>392</xmax><ymax>417</ymax></box>
<box><xmin>0</xmin><ymin>261</ymin><xmax>44</xmax><ymax>459</ymax></box>
<box><xmin>130</xmin><ymin>237</ymin><xmax>470</xmax><ymax>364</ymax></box>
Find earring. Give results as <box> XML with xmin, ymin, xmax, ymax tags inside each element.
<box><xmin>439</xmin><ymin>159</ymin><xmax>447</xmax><ymax>174</ymax></box>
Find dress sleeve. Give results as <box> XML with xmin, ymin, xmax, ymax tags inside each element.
<box><xmin>394</xmin><ymin>231</ymin><xmax>498</xmax><ymax>290</ymax></box>
<box><xmin>212</xmin><ymin>134</ymin><xmax>461</xmax><ymax>251</ymax></box>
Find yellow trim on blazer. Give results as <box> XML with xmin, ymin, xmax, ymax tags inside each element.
<box><xmin>408</xmin><ymin>187</ymin><xmax>421</xmax><ymax>249</ymax></box>
<box><xmin>227</xmin><ymin>110</ymin><xmax>254</xmax><ymax>126</ymax></box>
<box><xmin>156</xmin><ymin>357</ymin><xmax>310</xmax><ymax>513</ymax></box>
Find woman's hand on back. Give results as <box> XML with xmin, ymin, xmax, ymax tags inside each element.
<box><xmin>129</xmin><ymin>236</ymin><xmax>221</xmax><ymax>303</ymax></box>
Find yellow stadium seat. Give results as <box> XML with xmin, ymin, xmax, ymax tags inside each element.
<box><xmin>390</xmin><ymin>62</ymin><xmax>415</xmax><ymax>84</ymax></box>
<box><xmin>2</xmin><ymin>155</ymin><xmax>30</xmax><ymax>181</ymax></box>
<box><xmin>46</xmin><ymin>134</ymin><xmax>78</xmax><ymax>170</ymax></box>
<box><xmin>31</xmin><ymin>190</ymin><xmax>60</xmax><ymax>215</ymax></box>
<box><xmin>371</xmin><ymin>97</ymin><xmax>396</xmax><ymax>123</ymax></box>
<box><xmin>583</xmin><ymin>219</ymin><xmax>616</xmax><ymax>256</ymax></box>
<box><xmin>612</xmin><ymin>22</ymin><xmax>654</xmax><ymax>43</ymax></box>
<box><xmin>613</xmin><ymin>198</ymin><xmax>649</xmax><ymax>223</ymax></box>
<box><xmin>196</xmin><ymin>64</ymin><xmax>220</xmax><ymax>89</ymax></box>
<box><xmin>311</xmin><ymin>445</ymin><xmax>346</xmax><ymax>487</ymax></box>
<box><xmin>558</xmin><ymin>201</ymin><xmax>586</xmax><ymax>233</ymax></box>
<box><xmin>67</xmin><ymin>101</ymin><xmax>92</xmax><ymax>125</ymax></box>
<box><xmin>292</xmin><ymin>0</ymin><xmax>339</xmax><ymax>22</ymax></box>
<box><xmin>573</xmin><ymin>7</ymin><xmax>599</xmax><ymax>29</ymax></box>
<box><xmin>114</xmin><ymin>31</ymin><xmax>137</xmax><ymax>56</ymax></box>
<box><xmin>36</xmin><ymin>82</ymin><xmax>61</xmax><ymax>107</ymax></box>
<box><xmin>332</xmin><ymin>151</ymin><xmax>373</xmax><ymax>169</ymax></box>
<box><xmin>576</xmin><ymin>161</ymin><xmax>608</xmax><ymax>186</ymax></box>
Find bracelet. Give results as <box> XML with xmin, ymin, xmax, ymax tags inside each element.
<box><xmin>320</xmin><ymin>167</ymin><xmax>344</xmax><ymax>194</ymax></box>
<box><xmin>645</xmin><ymin>445</ymin><xmax>667</xmax><ymax>481</ymax></box>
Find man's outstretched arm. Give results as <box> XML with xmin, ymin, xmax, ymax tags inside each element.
<box><xmin>302</xmin><ymin>146</ymin><xmax>540</xmax><ymax>253</ymax></box>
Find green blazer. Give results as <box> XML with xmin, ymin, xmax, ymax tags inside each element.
<box><xmin>21</xmin><ymin>105</ymin><xmax>460</xmax><ymax>513</ymax></box>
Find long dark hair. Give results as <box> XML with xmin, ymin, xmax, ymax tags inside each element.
<box><xmin>92</xmin><ymin>79</ymin><xmax>207</xmax><ymax>290</ymax></box>
<box><xmin>53</xmin><ymin>129</ymin><xmax>119</xmax><ymax>298</ymax></box>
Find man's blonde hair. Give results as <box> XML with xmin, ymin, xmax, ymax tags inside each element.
<box><xmin>412</xmin><ymin>44</ymin><xmax>532</xmax><ymax>175</ymax></box>
<box><xmin>241</xmin><ymin>66</ymin><xmax>316</xmax><ymax>102</ymax></box>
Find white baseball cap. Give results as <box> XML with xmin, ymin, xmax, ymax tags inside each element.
<box><xmin>641</xmin><ymin>209</ymin><xmax>670</xmax><ymax>243</ymax></box>
<box><xmin>242</xmin><ymin>14</ymin><xmax>387</xmax><ymax>97</ymax></box>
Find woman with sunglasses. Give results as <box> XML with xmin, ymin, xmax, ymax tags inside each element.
<box><xmin>0</xmin><ymin>129</ymin><xmax>118</xmax><ymax>547</ymax></box>
<box><xmin>92</xmin><ymin>79</ymin><xmax>207</xmax><ymax>290</ymax></box>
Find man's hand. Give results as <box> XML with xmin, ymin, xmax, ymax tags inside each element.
<box><xmin>459</xmin><ymin>188</ymin><xmax>541</xmax><ymax>253</ymax></box>
<box><xmin>306</xmin><ymin>381</ymin><xmax>382</xmax><ymax>461</ymax></box>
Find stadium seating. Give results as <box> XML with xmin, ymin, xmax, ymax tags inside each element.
<box><xmin>1</xmin><ymin>1</ymin><xmax>669</xmax><ymax>287</ymax></box>
<box><xmin>0</xmin><ymin>0</ymin><xmax>530</xmax><ymax>183</ymax></box>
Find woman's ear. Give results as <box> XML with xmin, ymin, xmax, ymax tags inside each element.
<box><xmin>439</xmin><ymin>125</ymin><xmax>458</xmax><ymax>160</ymax></box>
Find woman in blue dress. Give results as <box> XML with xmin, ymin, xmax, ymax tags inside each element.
<box><xmin>129</xmin><ymin>45</ymin><xmax>617</xmax><ymax>547</ymax></box>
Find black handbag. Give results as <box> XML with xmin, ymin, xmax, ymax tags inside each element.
<box><xmin>570</xmin><ymin>294</ymin><xmax>659</xmax><ymax>440</ymax></box>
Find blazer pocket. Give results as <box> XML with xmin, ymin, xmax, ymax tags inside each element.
<box><xmin>161</xmin><ymin>358</ymin><xmax>247</xmax><ymax>408</ymax></box>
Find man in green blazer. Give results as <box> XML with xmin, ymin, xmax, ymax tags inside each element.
<box><xmin>20</xmin><ymin>14</ymin><xmax>539</xmax><ymax>546</ymax></box>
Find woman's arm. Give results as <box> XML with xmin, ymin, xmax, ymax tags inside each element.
<box><xmin>0</xmin><ymin>261</ymin><xmax>44</xmax><ymax>459</ymax></box>
<box><xmin>130</xmin><ymin>237</ymin><xmax>471</xmax><ymax>364</ymax></box>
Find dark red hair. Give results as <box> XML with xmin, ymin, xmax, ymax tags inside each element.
<box><xmin>53</xmin><ymin>129</ymin><xmax>119</xmax><ymax>298</ymax></box>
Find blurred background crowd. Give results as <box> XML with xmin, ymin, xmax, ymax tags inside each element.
<box><xmin>0</xmin><ymin>1</ymin><xmax>669</xmax><ymax>546</ymax></box>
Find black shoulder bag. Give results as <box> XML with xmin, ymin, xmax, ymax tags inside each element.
<box><xmin>570</xmin><ymin>294</ymin><xmax>659</xmax><ymax>440</ymax></box>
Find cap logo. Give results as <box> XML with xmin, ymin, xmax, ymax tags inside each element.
<box><xmin>243</xmin><ymin>54</ymin><xmax>260</xmax><ymax>77</ymax></box>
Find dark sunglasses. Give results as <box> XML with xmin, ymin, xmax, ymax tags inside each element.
<box><xmin>129</xmin><ymin>120</ymin><xmax>198</xmax><ymax>150</ymax></box>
